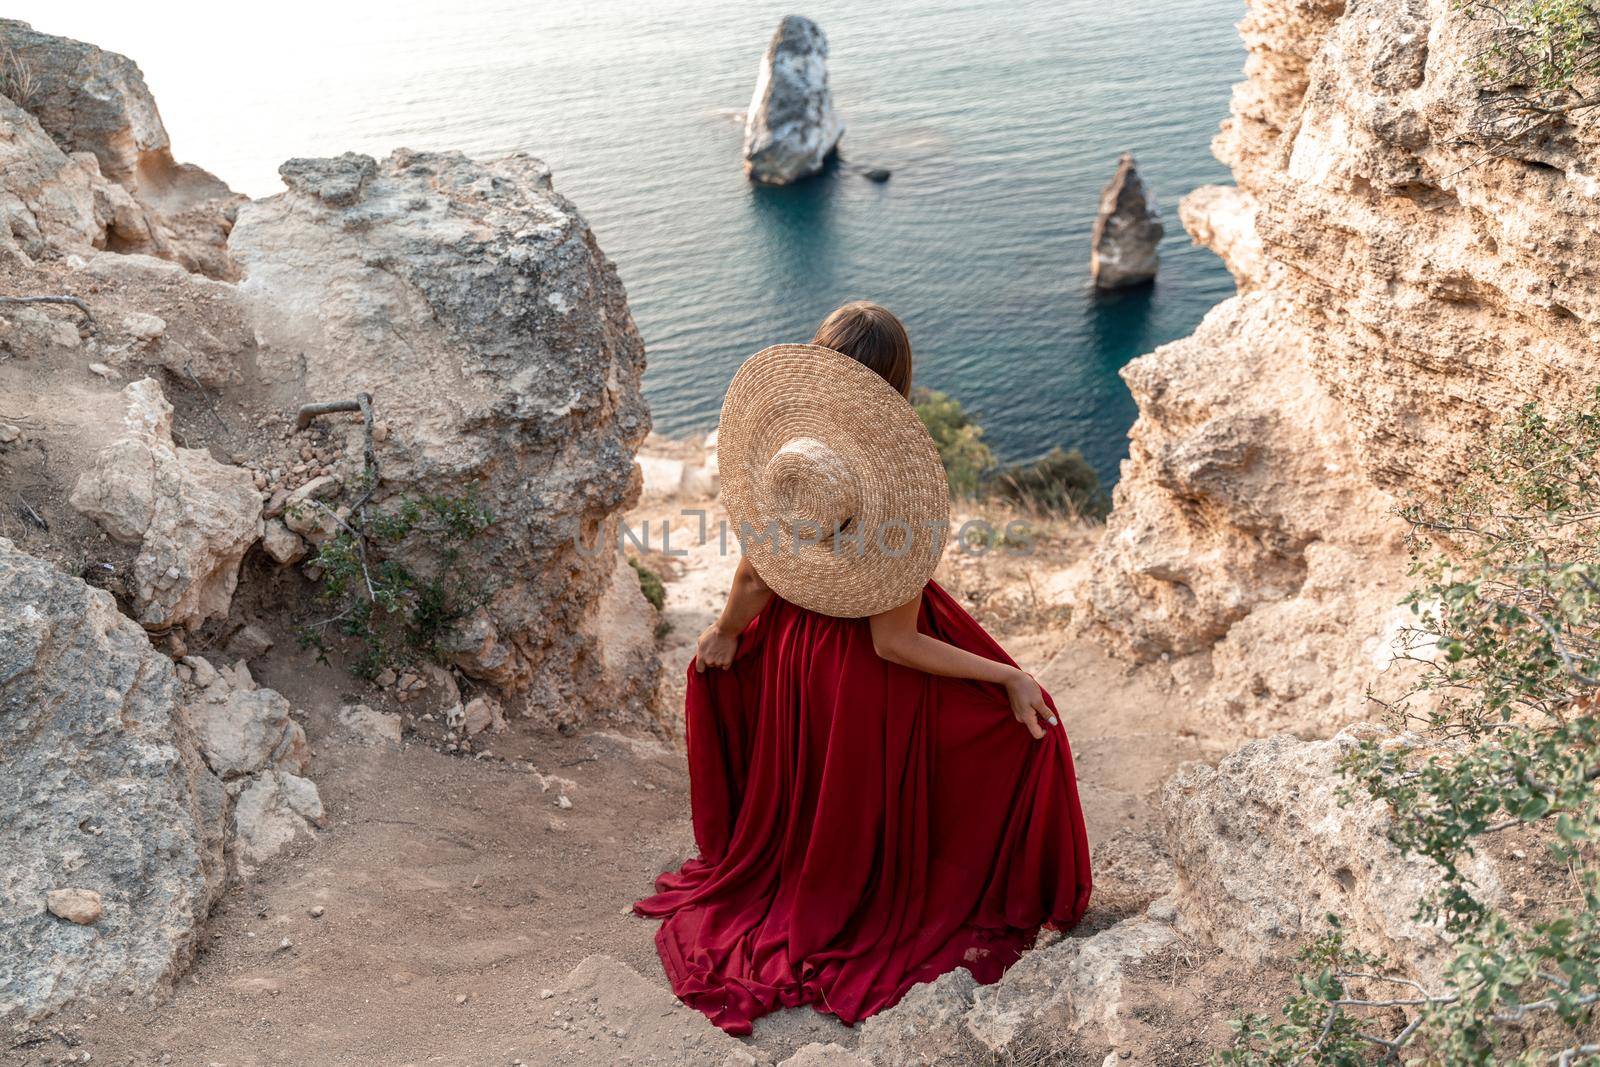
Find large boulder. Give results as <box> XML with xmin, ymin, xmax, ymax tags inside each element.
<box><xmin>228</xmin><ymin>149</ymin><xmax>655</xmax><ymax>726</ymax></box>
<box><xmin>1162</xmin><ymin>725</ymin><xmax>1501</xmax><ymax>985</ymax></box>
<box><xmin>70</xmin><ymin>378</ymin><xmax>262</xmax><ymax>631</ymax></box>
<box><xmin>1089</xmin><ymin>152</ymin><xmax>1164</xmax><ymax>289</ymax></box>
<box><xmin>0</xmin><ymin>19</ymin><xmax>241</xmax><ymax>276</ymax></box>
<box><xmin>0</xmin><ymin>539</ymin><xmax>225</xmax><ymax>1022</ymax></box>
<box><xmin>741</xmin><ymin>16</ymin><xmax>845</xmax><ymax>185</ymax></box>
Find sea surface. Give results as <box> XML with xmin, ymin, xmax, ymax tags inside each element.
<box><xmin>18</xmin><ymin>0</ymin><xmax>1244</xmax><ymax>484</ymax></box>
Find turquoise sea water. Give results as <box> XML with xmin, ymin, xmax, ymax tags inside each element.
<box><xmin>18</xmin><ymin>0</ymin><xmax>1244</xmax><ymax>484</ymax></box>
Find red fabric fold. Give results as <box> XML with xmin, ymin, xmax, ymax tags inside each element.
<box><xmin>635</xmin><ymin>580</ymin><xmax>1092</xmax><ymax>1035</ymax></box>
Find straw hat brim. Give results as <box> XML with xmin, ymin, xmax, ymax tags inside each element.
<box><xmin>718</xmin><ymin>344</ymin><xmax>950</xmax><ymax>618</ymax></box>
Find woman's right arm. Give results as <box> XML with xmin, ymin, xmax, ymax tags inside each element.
<box><xmin>694</xmin><ymin>557</ymin><xmax>773</xmax><ymax>672</ymax></box>
<box><xmin>869</xmin><ymin>596</ymin><xmax>1057</xmax><ymax>739</ymax></box>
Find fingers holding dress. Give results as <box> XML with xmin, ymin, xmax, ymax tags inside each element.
<box><xmin>695</xmin><ymin>624</ymin><xmax>738</xmax><ymax>672</ymax></box>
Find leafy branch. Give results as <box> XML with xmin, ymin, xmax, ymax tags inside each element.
<box><xmin>1454</xmin><ymin>1</ymin><xmax>1600</xmax><ymax>155</ymax></box>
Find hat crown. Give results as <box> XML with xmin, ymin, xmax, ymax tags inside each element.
<box><xmin>719</xmin><ymin>344</ymin><xmax>948</xmax><ymax>617</ymax></box>
<box><xmin>765</xmin><ymin>436</ymin><xmax>860</xmax><ymax>535</ymax></box>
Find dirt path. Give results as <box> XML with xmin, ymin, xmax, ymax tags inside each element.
<box><xmin>22</xmin><ymin>506</ymin><xmax>1216</xmax><ymax>1067</ymax></box>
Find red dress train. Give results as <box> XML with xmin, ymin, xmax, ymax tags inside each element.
<box><xmin>634</xmin><ymin>580</ymin><xmax>1092</xmax><ymax>1035</ymax></box>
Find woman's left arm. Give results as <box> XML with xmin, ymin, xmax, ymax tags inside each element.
<box><xmin>869</xmin><ymin>597</ymin><xmax>1057</xmax><ymax>739</ymax></box>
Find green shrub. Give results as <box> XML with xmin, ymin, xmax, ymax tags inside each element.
<box><xmin>913</xmin><ymin>388</ymin><xmax>995</xmax><ymax>498</ymax></box>
<box><xmin>990</xmin><ymin>447</ymin><xmax>1110</xmax><ymax>520</ymax></box>
<box><xmin>1458</xmin><ymin>0</ymin><xmax>1600</xmax><ymax>93</ymax></box>
<box><xmin>1225</xmin><ymin>391</ymin><xmax>1600</xmax><ymax>1065</ymax></box>
<box><xmin>296</xmin><ymin>488</ymin><xmax>494</xmax><ymax>680</ymax></box>
<box><xmin>629</xmin><ymin>556</ymin><xmax>666</xmax><ymax>611</ymax></box>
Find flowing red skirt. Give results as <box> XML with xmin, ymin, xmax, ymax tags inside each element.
<box><xmin>634</xmin><ymin>580</ymin><xmax>1092</xmax><ymax>1035</ymax></box>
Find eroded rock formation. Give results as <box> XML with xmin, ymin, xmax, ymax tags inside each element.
<box><xmin>742</xmin><ymin>15</ymin><xmax>845</xmax><ymax>185</ymax></box>
<box><xmin>0</xmin><ymin>539</ymin><xmax>323</xmax><ymax>1025</ymax></box>
<box><xmin>0</xmin><ymin>92</ymin><xmax>143</xmax><ymax>261</ymax></box>
<box><xmin>228</xmin><ymin>149</ymin><xmax>656</xmax><ymax>725</ymax></box>
<box><xmin>1090</xmin><ymin>152</ymin><xmax>1164</xmax><ymax>289</ymax></box>
<box><xmin>0</xmin><ymin>19</ymin><xmax>242</xmax><ymax>277</ymax></box>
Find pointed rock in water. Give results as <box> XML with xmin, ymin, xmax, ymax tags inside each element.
<box><xmin>861</xmin><ymin>167</ymin><xmax>892</xmax><ymax>183</ymax></box>
<box><xmin>741</xmin><ymin>15</ymin><xmax>845</xmax><ymax>185</ymax></box>
<box><xmin>1090</xmin><ymin>152</ymin><xmax>1165</xmax><ymax>289</ymax></box>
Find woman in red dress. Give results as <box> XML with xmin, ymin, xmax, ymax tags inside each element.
<box><xmin>635</xmin><ymin>302</ymin><xmax>1092</xmax><ymax>1036</ymax></box>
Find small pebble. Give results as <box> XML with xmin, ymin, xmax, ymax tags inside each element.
<box><xmin>455</xmin><ymin>993</ymin><xmax>469</xmax><ymax>1005</ymax></box>
<box><xmin>556</xmin><ymin>795</ymin><xmax>573</xmax><ymax>810</ymax></box>
<box><xmin>309</xmin><ymin>905</ymin><xmax>325</xmax><ymax>918</ymax></box>
<box><xmin>46</xmin><ymin>888</ymin><xmax>103</xmax><ymax>925</ymax></box>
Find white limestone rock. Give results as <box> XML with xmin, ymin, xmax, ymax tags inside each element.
<box><xmin>966</xmin><ymin>919</ymin><xmax>1176</xmax><ymax>1052</ymax></box>
<box><xmin>183</xmin><ymin>671</ymin><xmax>309</xmax><ymax>779</ymax></box>
<box><xmin>337</xmin><ymin>704</ymin><xmax>403</xmax><ymax>746</ymax></box>
<box><xmin>231</xmin><ymin>771</ymin><xmax>325</xmax><ymax>879</ymax></box>
<box><xmin>1163</xmin><ymin>725</ymin><xmax>1501</xmax><ymax>985</ymax></box>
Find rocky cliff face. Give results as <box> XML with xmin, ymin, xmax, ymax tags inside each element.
<box><xmin>1084</xmin><ymin>0</ymin><xmax>1600</xmax><ymax>735</ymax></box>
<box><xmin>0</xmin><ymin>539</ymin><xmax>222</xmax><ymax>1022</ymax></box>
<box><xmin>0</xmin><ymin>23</ymin><xmax>662</xmax><ymax>1026</ymax></box>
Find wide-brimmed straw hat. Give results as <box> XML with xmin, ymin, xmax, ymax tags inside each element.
<box><xmin>718</xmin><ymin>343</ymin><xmax>950</xmax><ymax>618</ymax></box>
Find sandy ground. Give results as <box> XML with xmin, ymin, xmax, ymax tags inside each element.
<box><xmin>9</xmin><ymin>497</ymin><xmax>1224</xmax><ymax>1067</ymax></box>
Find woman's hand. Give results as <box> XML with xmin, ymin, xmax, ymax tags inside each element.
<box><xmin>1004</xmin><ymin>668</ymin><xmax>1057</xmax><ymax>740</ymax></box>
<box><xmin>695</xmin><ymin>624</ymin><xmax>739</xmax><ymax>673</ymax></box>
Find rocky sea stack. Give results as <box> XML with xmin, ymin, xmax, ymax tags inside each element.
<box><xmin>1089</xmin><ymin>152</ymin><xmax>1164</xmax><ymax>289</ymax></box>
<box><xmin>741</xmin><ymin>15</ymin><xmax>845</xmax><ymax>185</ymax></box>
